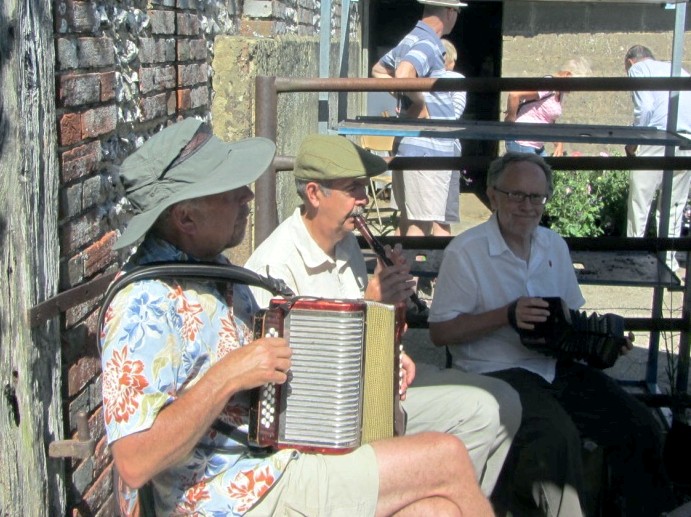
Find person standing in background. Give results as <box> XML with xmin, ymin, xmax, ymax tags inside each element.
<box><xmin>504</xmin><ymin>58</ymin><xmax>591</xmax><ymax>157</ymax></box>
<box><xmin>435</xmin><ymin>37</ymin><xmax>467</xmax><ymax>236</ymax></box>
<box><xmin>624</xmin><ymin>44</ymin><xmax>691</xmax><ymax>272</ymax></box>
<box><xmin>371</xmin><ymin>0</ymin><xmax>465</xmax><ymax>237</ymax></box>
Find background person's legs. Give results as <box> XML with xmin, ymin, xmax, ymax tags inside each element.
<box><xmin>627</xmin><ymin>145</ymin><xmax>663</xmax><ymax>238</ymax></box>
<box><xmin>392</xmin><ymin>169</ymin><xmax>449</xmax><ymax>236</ymax></box>
<box><xmin>627</xmin><ymin>145</ymin><xmax>691</xmax><ymax>269</ymax></box>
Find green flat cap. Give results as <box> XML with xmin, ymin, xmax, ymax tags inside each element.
<box><xmin>294</xmin><ymin>134</ymin><xmax>388</xmax><ymax>181</ymax></box>
<box><xmin>115</xmin><ymin>118</ymin><xmax>275</xmax><ymax>250</ymax></box>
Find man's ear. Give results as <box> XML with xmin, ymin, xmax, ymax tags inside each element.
<box><xmin>304</xmin><ymin>181</ymin><xmax>323</xmax><ymax>207</ymax></box>
<box><xmin>169</xmin><ymin>203</ymin><xmax>197</xmax><ymax>235</ymax></box>
<box><xmin>487</xmin><ymin>185</ymin><xmax>498</xmax><ymax>211</ymax></box>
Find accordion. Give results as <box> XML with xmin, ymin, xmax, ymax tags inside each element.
<box><xmin>248</xmin><ymin>297</ymin><xmax>406</xmax><ymax>454</ymax></box>
<box><xmin>517</xmin><ymin>297</ymin><xmax>626</xmax><ymax>369</ymax></box>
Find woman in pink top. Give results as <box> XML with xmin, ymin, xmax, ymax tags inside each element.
<box><xmin>504</xmin><ymin>58</ymin><xmax>591</xmax><ymax>156</ymax></box>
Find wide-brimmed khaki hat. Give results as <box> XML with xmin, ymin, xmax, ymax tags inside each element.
<box><xmin>418</xmin><ymin>0</ymin><xmax>468</xmax><ymax>8</ymax></box>
<box><xmin>293</xmin><ymin>134</ymin><xmax>388</xmax><ymax>181</ymax></box>
<box><xmin>114</xmin><ymin>118</ymin><xmax>275</xmax><ymax>250</ymax></box>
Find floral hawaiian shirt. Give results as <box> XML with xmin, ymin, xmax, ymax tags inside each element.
<box><xmin>100</xmin><ymin>237</ymin><xmax>297</xmax><ymax>515</ymax></box>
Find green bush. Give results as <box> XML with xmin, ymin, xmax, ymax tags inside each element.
<box><xmin>543</xmin><ymin>169</ymin><xmax>629</xmax><ymax>237</ymax></box>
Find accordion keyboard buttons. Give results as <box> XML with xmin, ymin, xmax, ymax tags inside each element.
<box><xmin>260</xmin><ymin>327</ymin><xmax>280</xmax><ymax>429</ymax></box>
<box><xmin>260</xmin><ymin>384</ymin><xmax>276</xmax><ymax>428</ymax></box>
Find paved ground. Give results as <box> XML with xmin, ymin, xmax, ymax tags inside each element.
<box><xmin>368</xmin><ymin>193</ymin><xmax>689</xmax><ymax>405</ymax></box>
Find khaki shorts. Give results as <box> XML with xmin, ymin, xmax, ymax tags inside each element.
<box><xmin>444</xmin><ymin>170</ymin><xmax>461</xmax><ymax>224</ymax></box>
<box><xmin>246</xmin><ymin>445</ymin><xmax>379</xmax><ymax>517</ymax></box>
<box><xmin>392</xmin><ymin>169</ymin><xmax>453</xmax><ymax>222</ymax></box>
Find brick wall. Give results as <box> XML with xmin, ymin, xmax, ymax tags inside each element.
<box><xmin>51</xmin><ymin>0</ymin><xmax>351</xmax><ymax>514</ymax></box>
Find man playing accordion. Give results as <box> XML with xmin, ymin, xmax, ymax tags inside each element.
<box><xmin>99</xmin><ymin>119</ymin><xmax>492</xmax><ymax>516</ymax></box>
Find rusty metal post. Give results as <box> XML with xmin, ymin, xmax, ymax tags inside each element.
<box><xmin>254</xmin><ymin>76</ymin><xmax>279</xmax><ymax>246</ymax></box>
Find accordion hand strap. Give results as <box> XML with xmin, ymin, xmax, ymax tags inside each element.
<box><xmin>98</xmin><ymin>261</ymin><xmax>294</xmax><ymax>330</ymax></box>
<box><xmin>507</xmin><ymin>300</ymin><xmax>519</xmax><ymax>332</ymax></box>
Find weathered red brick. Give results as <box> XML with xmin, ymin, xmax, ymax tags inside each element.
<box><xmin>189</xmin><ymin>86</ymin><xmax>210</xmax><ymax>110</ymax></box>
<box><xmin>139</xmin><ymin>65</ymin><xmax>176</xmax><ymax>94</ymax></box>
<box><xmin>177</xmin><ymin>88</ymin><xmax>191</xmax><ymax>111</ymax></box>
<box><xmin>83</xmin><ymin>231</ymin><xmax>118</xmax><ymax>277</ymax></box>
<box><xmin>55</xmin><ymin>0</ymin><xmax>99</xmax><ymax>34</ymax></box>
<box><xmin>100</xmin><ymin>72</ymin><xmax>117</xmax><ymax>102</ymax></box>
<box><xmin>68</xmin><ymin>357</ymin><xmax>101</xmax><ymax>397</ymax></box>
<box><xmin>239</xmin><ymin>19</ymin><xmax>279</xmax><ymax>37</ymax></box>
<box><xmin>60</xmin><ymin>208</ymin><xmax>107</xmax><ymax>254</ymax></box>
<box><xmin>59</xmin><ymin>73</ymin><xmax>101</xmax><ymax>107</ymax></box>
<box><xmin>65</xmin><ymin>297</ymin><xmax>101</xmax><ymax>329</ymax></box>
<box><xmin>90</xmin><ymin>415</ymin><xmax>109</xmax><ymax>475</ymax></box>
<box><xmin>77</xmin><ymin>37</ymin><xmax>115</xmax><ymax>68</ymax></box>
<box><xmin>149</xmin><ymin>9</ymin><xmax>175</xmax><ymax>34</ymax></box>
<box><xmin>81</xmin><ymin>105</ymin><xmax>117</xmax><ymax>139</ymax></box>
<box><xmin>60</xmin><ymin>141</ymin><xmax>102</xmax><ymax>183</ymax></box>
<box><xmin>176</xmin><ymin>12</ymin><xmax>201</xmax><ymax>36</ymax></box>
<box><xmin>177</xmin><ymin>38</ymin><xmax>207</xmax><ymax>61</ymax></box>
<box><xmin>177</xmin><ymin>63</ymin><xmax>207</xmax><ymax>87</ymax></box>
<box><xmin>81</xmin><ymin>460</ymin><xmax>112</xmax><ymax>512</ymax></box>
<box><xmin>59</xmin><ymin>113</ymin><xmax>82</xmax><ymax>146</ymax></box>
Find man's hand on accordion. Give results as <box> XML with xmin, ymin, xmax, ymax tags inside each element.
<box><xmin>222</xmin><ymin>337</ymin><xmax>292</xmax><ymax>390</ymax></box>
<box><xmin>507</xmin><ymin>297</ymin><xmax>550</xmax><ymax>331</ymax></box>
<box><xmin>400</xmin><ymin>352</ymin><xmax>416</xmax><ymax>400</ymax></box>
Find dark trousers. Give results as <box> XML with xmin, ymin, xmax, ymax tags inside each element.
<box><xmin>488</xmin><ymin>362</ymin><xmax>674</xmax><ymax>517</ymax></box>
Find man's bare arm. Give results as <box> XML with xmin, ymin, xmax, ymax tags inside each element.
<box><xmin>395</xmin><ymin>61</ymin><xmax>428</xmax><ymax>119</ymax></box>
<box><xmin>372</xmin><ymin>61</ymin><xmax>394</xmax><ymax>79</ymax></box>
<box><xmin>429</xmin><ymin>307</ymin><xmax>509</xmax><ymax>347</ymax></box>
<box><xmin>430</xmin><ymin>297</ymin><xmax>550</xmax><ymax>347</ymax></box>
<box><xmin>111</xmin><ymin>337</ymin><xmax>291</xmax><ymax>488</ymax></box>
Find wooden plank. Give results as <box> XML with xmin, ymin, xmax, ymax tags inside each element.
<box><xmin>28</xmin><ymin>272</ymin><xmax>117</xmax><ymax>327</ymax></box>
<box><xmin>339</xmin><ymin>117</ymin><xmax>691</xmax><ymax>146</ymax></box>
<box><xmin>0</xmin><ymin>0</ymin><xmax>64</xmax><ymax>514</ymax></box>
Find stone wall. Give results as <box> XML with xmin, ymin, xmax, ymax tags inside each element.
<box><xmin>51</xmin><ymin>0</ymin><xmax>356</xmax><ymax>514</ymax></box>
<box><xmin>212</xmin><ymin>35</ymin><xmax>362</xmax><ymax>263</ymax></box>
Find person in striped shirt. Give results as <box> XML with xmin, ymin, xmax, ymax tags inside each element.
<box><xmin>372</xmin><ymin>0</ymin><xmax>465</xmax><ymax>237</ymax></box>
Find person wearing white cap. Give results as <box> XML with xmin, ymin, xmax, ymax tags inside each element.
<box><xmin>372</xmin><ymin>0</ymin><xmax>466</xmax><ymax>237</ymax></box>
<box><xmin>99</xmin><ymin>119</ymin><xmax>493</xmax><ymax>516</ymax></box>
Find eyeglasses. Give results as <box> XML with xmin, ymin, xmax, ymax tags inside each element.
<box><xmin>493</xmin><ymin>186</ymin><xmax>548</xmax><ymax>206</ymax></box>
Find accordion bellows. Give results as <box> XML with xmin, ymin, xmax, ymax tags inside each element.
<box><xmin>518</xmin><ymin>297</ymin><xmax>626</xmax><ymax>369</ymax></box>
<box><xmin>249</xmin><ymin>298</ymin><xmax>404</xmax><ymax>453</ymax></box>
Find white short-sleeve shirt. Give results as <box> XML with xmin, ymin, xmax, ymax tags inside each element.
<box><xmin>245</xmin><ymin>208</ymin><xmax>368</xmax><ymax>307</ymax></box>
<box><xmin>429</xmin><ymin>214</ymin><xmax>585</xmax><ymax>382</ymax></box>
